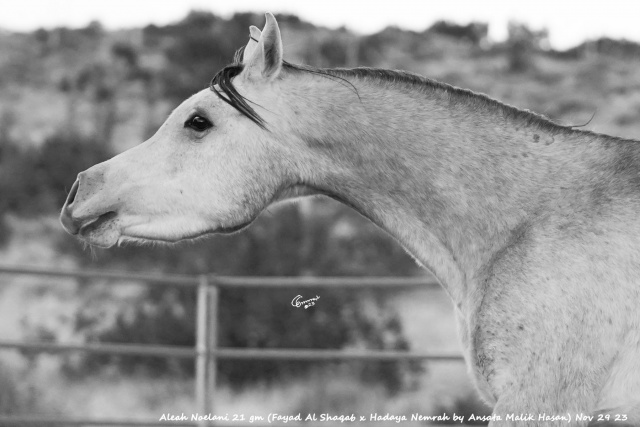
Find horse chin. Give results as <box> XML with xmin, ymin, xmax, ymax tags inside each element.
<box><xmin>79</xmin><ymin>227</ymin><xmax>121</xmax><ymax>248</ymax></box>
<box><xmin>77</xmin><ymin>212</ymin><xmax>121</xmax><ymax>248</ymax></box>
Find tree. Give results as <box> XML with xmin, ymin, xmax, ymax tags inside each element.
<box><xmin>507</xmin><ymin>22</ymin><xmax>549</xmax><ymax>73</ymax></box>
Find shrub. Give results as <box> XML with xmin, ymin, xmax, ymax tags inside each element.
<box><xmin>0</xmin><ymin>132</ymin><xmax>112</xmax><ymax>216</ymax></box>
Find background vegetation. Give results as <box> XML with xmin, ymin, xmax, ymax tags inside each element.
<box><xmin>0</xmin><ymin>10</ymin><xmax>639</xmax><ymax>422</ymax></box>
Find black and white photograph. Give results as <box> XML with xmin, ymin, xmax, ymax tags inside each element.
<box><xmin>0</xmin><ymin>1</ymin><xmax>639</xmax><ymax>426</ymax></box>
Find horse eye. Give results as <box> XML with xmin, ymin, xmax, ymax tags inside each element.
<box><xmin>185</xmin><ymin>115</ymin><xmax>213</xmax><ymax>132</ymax></box>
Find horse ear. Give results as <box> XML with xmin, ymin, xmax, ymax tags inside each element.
<box><xmin>243</xmin><ymin>13</ymin><xmax>283</xmax><ymax>81</ymax></box>
<box><xmin>242</xmin><ymin>26</ymin><xmax>262</xmax><ymax>63</ymax></box>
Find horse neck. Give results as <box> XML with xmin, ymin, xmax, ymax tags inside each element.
<box><xmin>285</xmin><ymin>71</ymin><xmax>576</xmax><ymax>301</ymax></box>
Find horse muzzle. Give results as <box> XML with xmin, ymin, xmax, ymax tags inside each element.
<box><xmin>59</xmin><ymin>172</ymin><xmax>120</xmax><ymax>246</ymax></box>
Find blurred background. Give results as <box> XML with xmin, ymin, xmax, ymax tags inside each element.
<box><xmin>0</xmin><ymin>0</ymin><xmax>640</xmax><ymax>424</ymax></box>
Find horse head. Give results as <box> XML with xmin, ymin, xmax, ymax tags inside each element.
<box><xmin>60</xmin><ymin>14</ymin><xmax>313</xmax><ymax>247</ymax></box>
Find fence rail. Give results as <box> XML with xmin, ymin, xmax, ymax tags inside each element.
<box><xmin>0</xmin><ymin>265</ymin><xmax>465</xmax><ymax>427</ymax></box>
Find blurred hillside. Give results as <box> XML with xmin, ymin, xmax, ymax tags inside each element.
<box><xmin>1</xmin><ymin>10</ymin><xmax>640</xmax><ymax>421</ymax></box>
<box><xmin>2</xmin><ymin>12</ymin><xmax>640</xmax><ymax>149</ymax></box>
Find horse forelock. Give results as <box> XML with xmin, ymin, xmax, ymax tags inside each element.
<box><xmin>209</xmin><ymin>47</ymin><xmax>266</xmax><ymax>130</ymax></box>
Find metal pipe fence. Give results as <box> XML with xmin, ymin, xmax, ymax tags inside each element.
<box><xmin>0</xmin><ymin>265</ymin><xmax>465</xmax><ymax>426</ymax></box>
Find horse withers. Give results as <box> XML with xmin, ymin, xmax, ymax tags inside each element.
<box><xmin>60</xmin><ymin>13</ymin><xmax>640</xmax><ymax>426</ymax></box>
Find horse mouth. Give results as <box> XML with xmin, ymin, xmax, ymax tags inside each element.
<box><xmin>75</xmin><ymin>214</ymin><xmax>255</xmax><ymax>247</ymax></box>
<box><xmin>78</xmin><ymin>211</ymin><xmax>118</xmax><ymax>237</ymax></box>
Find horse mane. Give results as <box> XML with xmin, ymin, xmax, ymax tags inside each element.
<box><xmin>283</xmin><ymin>62</ymin><xmax>575</xmax><ymax>135</ymax></box>
<box><xmin>210</xmin><ymin>48</ymin><xmax>636</xmax><ymax>144</ymax></box>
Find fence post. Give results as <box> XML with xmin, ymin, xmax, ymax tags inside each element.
<box><xmin>195</xmin><ymin>274</ymin><xmax>209</xmax><ymax>427</ymax></box>
<box><xmin>207</xmin><ymin>277</ymin><xmax>219</xmax><ymax>417</ymax></box>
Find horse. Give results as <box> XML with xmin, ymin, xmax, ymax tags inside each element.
<box><xmin>60</xmin><ymin>13</ymin><xmax>640</xmax><ymax>426</ymax></box>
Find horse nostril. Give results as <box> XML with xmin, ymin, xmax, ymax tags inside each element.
<box><xmin>60</xmin><ymin>206</ymin><xmax>80</xmax><ymax>235</ymax></box>
<box><xmin>66</xmin><ymin>179</ymin><xmax>79</xmax><ymax>206</ymax></box>
<box><xmin>61</xmin><ymin>179</ymin><xmax>81</xmax><ymax>235</ymax></box>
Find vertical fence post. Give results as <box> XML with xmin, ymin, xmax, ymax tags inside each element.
<box><xmin>195</xmin><ymin>274</ymin><xmax>209</xmax><ymax>427</ymax></box>
<box><xmin>207</xmin><ymin>277</ymin><xmax>219</xmax><ymax>417</ymax></box>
